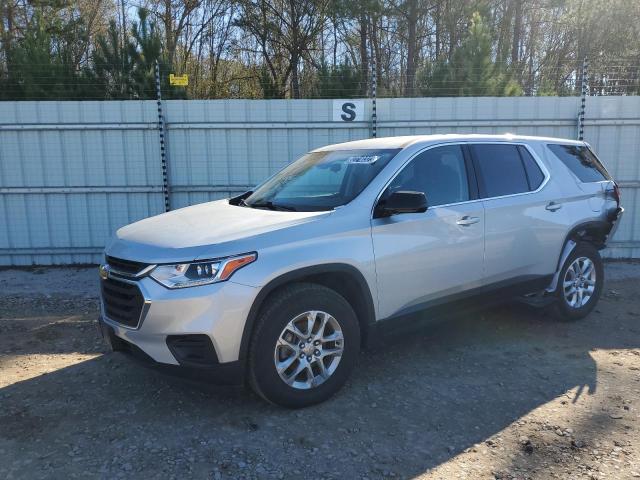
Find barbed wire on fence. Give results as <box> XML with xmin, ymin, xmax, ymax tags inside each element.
<box><xmin>1</xmin><ymin>58</ymin><xmax>639</xmax><ymax>101</ymax></box>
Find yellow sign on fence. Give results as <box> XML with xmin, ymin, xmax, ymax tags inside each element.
<box><xmin>169</xmin><ymin>74</ymin><xmax>188</xmax><ymax>86</ymax></box>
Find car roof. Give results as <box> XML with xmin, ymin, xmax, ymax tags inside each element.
<box><xmin>313</xmin><ymin>134</ymin><xmax>586</xmax><ymax>151</ymax></box>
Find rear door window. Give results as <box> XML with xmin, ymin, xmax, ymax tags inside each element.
<box><xmin>470</xmin><ymin>144</ymin><xmax>530</xmax><ymax>198</ymax></box>
<box><xmin>547</xmin><ymin>144</ymin><xmax>611</xmax><ymax>182</ymax></box>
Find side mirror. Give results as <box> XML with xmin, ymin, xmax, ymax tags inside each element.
<box><xmin>376</xmin><ymin>190</ymin><xmax>428</xmax><ymax>217</ymax></box>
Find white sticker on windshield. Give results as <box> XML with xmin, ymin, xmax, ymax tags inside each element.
<box><xmin>347</xmin><ymin>155</ymin><xmax>380</xmax><ymax>165</ymax></box>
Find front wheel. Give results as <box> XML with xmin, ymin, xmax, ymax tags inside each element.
<box><xmin>248</xmin><ymin>283</ymin><xmax>360</xmax><ymax>408</ymax></box>
<box><xmin>552</xmin><ymin>242</ymin><xmax>604</xmax><ymax>321</ymax></box>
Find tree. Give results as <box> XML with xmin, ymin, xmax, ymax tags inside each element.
<box><xmin>4</xmin><ymin>0</ymin><xmax>640</xmax><ymax>100</ymax></box>
<box><xmin>387</xmin><ymin>0</ymin><xmax>432</xmax><ymax>96</ymax></box>
<box><xmin>314</xmin><ymin>61</ymin><xmax>361</xmax><ymax>98</ymax></box>
<box><xmin>328</xmin><ymin>0</ymin><xmax>383</xmax><ymax>96</ymax></box>
<box><xmin>92</xmin><ymin>9</ymin><xmax>186</xmax><ymax>100</ymax></box>
<box><xmin>420</xmin><ymin>12</ymin><xmax>522</xmax><ymax>97</ymax></box>
<box><xmin>236</xmin><ymin>0</ymin><xmax>330</xmax><ymax>98</ymax></box>
<box><xmin>1</xmin><ymin>9</ymin><xmax>97</xmax><ymax>100</ymax></box>
<box><xmin>92</xmin><ymin>19</ymin><xmax>137</xmax><ymax>98</ymax></box>
<box><xmin>186</xmin><ymin>0</ymin><xmax>237</xmax><ymax>98</ymax></box>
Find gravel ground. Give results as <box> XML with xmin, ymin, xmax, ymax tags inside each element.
<box><xmin>1</xmin><ymin>262</ymin><xmax>639</xmax><ymax>479</ymax></box>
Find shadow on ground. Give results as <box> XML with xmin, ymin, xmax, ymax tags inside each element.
<box><xmin>3</xmin><ymin>282</ymin><xmax>639</xmax><ymax>480</ymax></box>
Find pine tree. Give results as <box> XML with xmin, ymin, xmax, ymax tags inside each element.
<box><xmin>92</xmin><ymin>9</ymin><xmax>186</xmax><ymax>100</ymax></box>
<box><xmin>2</xmin><ymin>10</ymin><xmax>95</xmax><ymax>100</ymax></box>
<box><xmin>420</xmin><ymin>12</ymin><xmax>522</xmax><ymax>97</ymax></box>
<box><xmin>92</xmin><ymin>20</ymin><xmax>137</xmax><ymax>99</ymax></box>
<box><xmin>315</xmin><ymin>62</ymin><xmax>361</xmax><ymax>98</ymax></box>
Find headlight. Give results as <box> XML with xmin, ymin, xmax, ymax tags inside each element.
<box><xmin>150</xmin><ymin>253</ymin><xmax>257</xmax><ymax>289</ymax></box>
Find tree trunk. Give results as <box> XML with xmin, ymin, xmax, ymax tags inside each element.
<box><xmin>496</xmin><ymin>0</ymin><xmax>509</xmax><ymax>64</ymax></box>
<box><xmin>332</xmin><ymin>16</ymin><xmax>337</xmax><ymax>68</ymax></box>
<box><xmin>511</xmin><ymin>0</ymin><xmax>522</xmax><ymax>65</ymax></box>
<box><xmin>359</xmin><ymin>11</ymin><xmax>368</xmax><ymax>96</ymax></box>
<box><xmin>164</xmin><ymin>0</ymin><xmax>176</xmax><ymax>67</ymax></box>
<box><xmin>120</xmin><ymin>0</ymin><xmax>127</xmax><ymax>54</ymax></box>
<box><xmin>404</xmin><ymin>0</ymin><xmax>418</xmax><ymax>97</ymax></box>
<box><xmin>291</xmin><ymin>52</ymin><xmax>300</xmax><ymax>99</ymax></box>
<box><xmin>2</xmin><ymin>1</ymin><xmax>14</xmax><ymax>81</ymax></box>
<box><xmin>434</xmin><ymin>0</ymin><xmax>441</xmax><ymax>60</ymax></box>
<box><xmin>447</xmin><ymin>1</ymin><xmax>457</xmax><ymax>61</ymax></box>
<box><xmin>526</xmin><ymin>16</ymin><xmax>537</xmax><ymax>95</ymax></box>
<box><xmin>289</xmin><ymin>0</ymin><xmax>301</xmax><ymax>98</ymax></box>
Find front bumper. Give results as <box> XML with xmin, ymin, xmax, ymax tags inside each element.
<box><xmin>98</xmin><ymin>320</ymin><xmax>244</xmax><ymax>384</ymax></box>
<box><xmin>99</xmin><ymin>274</ymin><xmax>258</xmax><ymax>379</ymax></box>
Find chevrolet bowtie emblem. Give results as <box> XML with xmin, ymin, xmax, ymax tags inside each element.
<box><xmin>99</xmin><ymin>264</ymin><xmax>110</xmax><ymax>280</ymax></box>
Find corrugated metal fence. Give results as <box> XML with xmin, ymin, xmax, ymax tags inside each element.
<box><xmin>0</xmin><ymin>97</ymin><xmax>639</xmax><ymax>265</ymax></box>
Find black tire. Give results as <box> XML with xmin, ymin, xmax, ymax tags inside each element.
<box><xmin>248</xmin><ymin>282</ymin><xmax>360</xmax><ymax>408</ymax></box>
<box><xmin>552</xmin><ymin>242</ymin><xmax>604</xmax><ymax>321</ymax></box>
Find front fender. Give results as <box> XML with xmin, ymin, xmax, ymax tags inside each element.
<box><xmin>236</xmin><ymin>263</ymin><xmax>376</xmax><ymax>365</ymax></box>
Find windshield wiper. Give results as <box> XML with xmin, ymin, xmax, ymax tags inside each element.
<box><xmin>248</xmin><ymin>201</ymin><xmax>297</xmax><ymax>211</ymax></box>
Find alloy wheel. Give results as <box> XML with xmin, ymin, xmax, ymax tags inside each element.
<box><xmin>562</xmin><ymin>256</ymin><xmax>596</xmax><ymax>308</ymax></box>
<box><xmin>273</xmin><ymin>310</ymin><xmax>344</xmax><ymax>390</ymax></box>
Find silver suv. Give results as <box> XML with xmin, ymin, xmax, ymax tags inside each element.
<box><xmin>99</xmin><ymin>134</ymin><xmax>623</xmax><ymax>407</ymax></box>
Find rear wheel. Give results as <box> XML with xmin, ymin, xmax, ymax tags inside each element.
<box><xmin>248</xmin><ymin>283</ymin><xmax>360</xmax><ymax>408</ymax></box>
<box><xmin>552</xmin><ymin>243</ymin><xmax>604</xmax><ymax>321</ymax></box>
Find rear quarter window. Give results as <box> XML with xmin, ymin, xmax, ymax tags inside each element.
<box><xmin>547</xmin><ymin>144</ymin><xmax>611</xmax><ymax>182</ymax></box>
<box><xmin>518</xmin><ymin>146</ymin><xmax>545</xmax><ymax>190</ymax></box>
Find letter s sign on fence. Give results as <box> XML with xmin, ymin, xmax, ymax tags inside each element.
<box><xmin>332</xmin><ymin>100</ymin><xmax>364</xmax><ymax>122</ymax></box>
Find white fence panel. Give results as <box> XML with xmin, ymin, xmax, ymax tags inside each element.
<box><xmin>0</xmin><ymin>97</ymin><xmax>638</xmax><ymax>265</ymax></box>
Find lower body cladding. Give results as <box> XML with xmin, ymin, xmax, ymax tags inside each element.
<box><xmin>99</xmin><ymin>274</ymin><xmax>258</xmax><ymax>384</ymax></box>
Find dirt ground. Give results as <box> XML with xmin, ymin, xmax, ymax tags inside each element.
<box><xmin>1</xmin><ymin>263</ymin><xmax>640</xmax><ymax>480</ymax></box>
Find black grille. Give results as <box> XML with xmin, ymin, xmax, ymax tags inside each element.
<box><xmin>101</xmin><ymin>277</ymin><xmax>145</xmax><ymax>328</ymax></box>
<box><xmin>106</xmin><ymin>256</ymin><xmax>149</xmax><ymax>276</ymax></box>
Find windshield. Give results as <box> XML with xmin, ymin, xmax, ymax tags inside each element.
<box><xmin>243</xmin><ymin>148</ymin><xmax>400</xmax><ymax>211</ymax></box>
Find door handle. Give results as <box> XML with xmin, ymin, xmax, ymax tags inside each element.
<box><xmin>456</xmin><ymin>216</ymin><xmax>480</xmax><ymax>226</ymax></box>
<box><xmin>546</xmin><ymin>201</ymin><xmax>562</xmax><ymax>212</ymax></box>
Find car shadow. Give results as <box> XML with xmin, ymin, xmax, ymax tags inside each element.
<box><xmin>1</xmin><ymin>288</ymin><xmax>638</xmax><ymax>478</ymax></box>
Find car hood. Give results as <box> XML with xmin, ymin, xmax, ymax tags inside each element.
<box><xmin>105</xmin><ymin>200</ymin><xmax>330</xmax><ymax>263</ymax></box>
